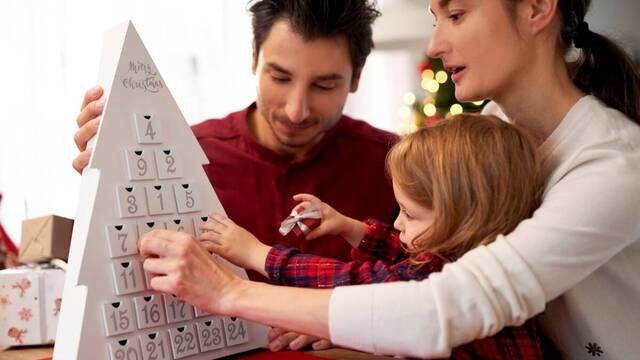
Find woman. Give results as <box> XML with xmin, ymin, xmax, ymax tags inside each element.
<box><xmin>139</xmin><ymin>0</ymin><xmax>640</xmax><ymax>358</ymax></box>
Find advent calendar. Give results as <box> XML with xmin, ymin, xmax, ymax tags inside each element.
<box><xmin>53</xmin><ymin>21</ymin><xmax>269</xmax><ymax>359</ymax></box>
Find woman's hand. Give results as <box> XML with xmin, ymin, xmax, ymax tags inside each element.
<box><xmin>138</xmin><ymin>229</ymin><xmax>243</xmax><ymax>315</ymax></box>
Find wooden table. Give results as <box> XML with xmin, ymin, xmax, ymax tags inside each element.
<box><xmin>0</xmin><ymin>345</ymin><xmax>395</xmax><ymax>359</ymax></box>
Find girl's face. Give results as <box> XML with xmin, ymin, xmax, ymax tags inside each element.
<box><xmin>392</xmin><ymin>182</ymin><xmax>436</xmax><ymax>248</ymax></box>
<box><xmin>427</xmin><ymin>0</ymin><xmax>530</xmax><ymax>102</ymax></box>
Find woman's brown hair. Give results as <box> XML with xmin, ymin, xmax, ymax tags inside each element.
<box><xmin>386</xmin><ymin>114</ymin><xmax>544</xmax><ymax>263</ymax></box>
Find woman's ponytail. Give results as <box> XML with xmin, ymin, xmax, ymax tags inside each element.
<box><xmin>560</xmin><ymin>0</ymin><xmax>640</xmax><ymax>123</ymax></box>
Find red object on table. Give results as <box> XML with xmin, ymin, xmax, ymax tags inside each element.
<box><xmin>237</xmin><ymin>350</ymin><xmax>325</xmax><ymax>359</ymax></box>
<box><xmin>0</xmin><ymin>194</ymin><xmax>18</xmax><ymax>255</ymax></box>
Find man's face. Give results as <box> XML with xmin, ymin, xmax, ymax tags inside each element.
<box><xmin>252</xmin><ymin>20</ymin><xmax>361</xmax><ymax>155</ymax></box>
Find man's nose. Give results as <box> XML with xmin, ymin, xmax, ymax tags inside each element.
<box><xmin>285</xmin><ymin>87</ymin><xmax>310</xmax><ymax>123</ymax></box>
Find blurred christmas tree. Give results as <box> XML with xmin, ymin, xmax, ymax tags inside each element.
<box><xmin>398</xmin><ymin>57</ymin><xmax>487</xmax><ymax>134</ymax></box>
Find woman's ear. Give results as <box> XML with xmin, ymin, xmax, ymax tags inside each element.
<box><xmin>529</xmin><ymin>0</ymin><xmax>559</xmax><ymax>35</ymax></box>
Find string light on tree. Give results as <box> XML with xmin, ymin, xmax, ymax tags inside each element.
<box><xmin>435</xmin><ymin>70</ymin><xmax>448</xmax><ymax>84</ymax></box>
<box><xmin>450</xmin><ymin>103</ymin><xmax>464</xmax><ymax>115</ymax></box>
<box><xmin>399</xmin><ymin>56</ymin><xmax>487</xmax><ymax>131</ymax></box>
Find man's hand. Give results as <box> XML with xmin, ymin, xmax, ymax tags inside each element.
<box><xmin>267</xmin><ymin>327</ymin><xmax>333</xmax><ymax>352</ymax></box>
<box><xmin>292</xmin><ymin>194</ymin><xmax>367</xmax><ymax>248</ymax></box>
<box><xmin>72</xmin><ymin>86</ymin><xmax>104</xmax><ymax>173</ymax></box>
<box><xmin>199</xmin><ymin>213</ymin><xmax>272</xmax><ymax>276</ymax></box>
<box><xmin>138</xmin><ymin>229</ymin><xmax>242</xmax><ymax>315</ymax></box>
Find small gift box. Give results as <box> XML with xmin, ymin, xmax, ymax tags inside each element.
<box><xmin>19</xmin><ymin>215</ymin><xmax>73</xmax><ymax>263</ymax></box>
<box><xmin>0</xmin><ymin>265</ymin><xmax>65</xmax><ymax>347</ymax></box>
<box><xmin>279</xmin><ymin>204</ymin><xmax>322</xmax><ymax>240</ymax></box>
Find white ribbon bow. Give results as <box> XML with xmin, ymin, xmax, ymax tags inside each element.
<box><xmin>278</xmin><ymin>205</ymin><xmax>322</xmax><ymax>236</ymax></box>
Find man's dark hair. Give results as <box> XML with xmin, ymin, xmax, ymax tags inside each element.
<box><xmin>248</xmin><ymin>0</ymin><xmax>381</xmax><ymax>76</ymax></box>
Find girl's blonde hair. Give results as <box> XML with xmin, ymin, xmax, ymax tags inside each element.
<box><xmin>386</xmin><ymin>114</ymin><xmax>544</xmax><ymax>264</ymax></box>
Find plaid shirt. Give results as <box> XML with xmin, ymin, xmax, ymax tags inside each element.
<box><xmin>265</xmin><ymin>219</ymin><xmax>543</xmax><ymax>359</ymax></box>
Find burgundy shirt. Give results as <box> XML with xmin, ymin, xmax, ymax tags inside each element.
<box><xmin>191</xmin><ymin>104</ymin><xmax>398</xmax><ymax>279</ymax></box>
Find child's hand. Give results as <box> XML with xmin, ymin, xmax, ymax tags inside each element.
<box><xmin>293</xmin><ymin>194</ymin><xmax>367</xmax><ymax>248</ymax></box>
<box><xmin>199</xmin><ymin>213</ymin><xmax>271</xmax><ymax>276</ymax></box>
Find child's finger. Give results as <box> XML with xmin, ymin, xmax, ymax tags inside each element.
<box><xmin>206</xmin><ymin>243</ymin><xmax>225</xmax><ymax>257</ymax></box>
<box><xmin>209</xmin><ymin>212</ymin><xmax>233</xmax><ymax>226</ymax></box>
<box><xmin>199</xmin><ymin>231</ymin><xmax>222</xmax><ymax>244</ymax></box>
<box><xmin>304</xmin><ymin>226</ymin><xmax>325</xmax><ymax>241</ymax></box>
<box><xmin>200</xmin><ymin>220</ymin><xmax>226</xmax><ymax>234</ymax></box>
<box><xmin>292</xmin><ymin>193</ymin><xmax>319</xmax><ymax>202</ymax></box>
<box><xmin>293</xmin><ymin>201</ymin><xmax>312</xmax><ymax>213</ymax></box>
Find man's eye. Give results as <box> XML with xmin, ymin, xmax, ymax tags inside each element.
<box><xmin>272</xmin><ymin>76</ymin><xmax>290</xmax><ymax>83</ymax></box>
<box><xmin>315</xmin><ymin>83</ymin><xmax>336</xmax><ymax>91</ymax></box>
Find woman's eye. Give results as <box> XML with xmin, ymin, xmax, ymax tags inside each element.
<box><xmin>449</xmin><ymin>12</ymin><xmax>464</xmax><ymax>22</ymax></box>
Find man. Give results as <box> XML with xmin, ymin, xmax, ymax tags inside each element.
<box><xmin>73</xmin><ymin>0</ymin><xmax>397</xmax><ymax>351</ymax></box>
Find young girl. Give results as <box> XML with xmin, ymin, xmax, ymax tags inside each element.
<box><xmin>200</xmin><ymin>113</ymin><xmax>546</xmax><ymax>358</ymax></box>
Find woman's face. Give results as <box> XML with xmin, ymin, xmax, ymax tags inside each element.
<box><xmin>427</xmin><ymin>0</ymin><xmax>531</xmax><ymax>102</ymax></box>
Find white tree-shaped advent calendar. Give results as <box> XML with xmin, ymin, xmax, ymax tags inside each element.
<box><xmin>53</xmin><ymin>21</ymin><xmax>269</xmax><ymax>360</ymax></box>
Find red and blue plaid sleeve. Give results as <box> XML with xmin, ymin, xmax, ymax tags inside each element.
<box><xmin>265</xmin><ymin>245</ymin><xmax>422</xmax><ymax>287</ymax></box>
<box><xmin>351</xmin><ymin>219</ymin><xmax>406</xmax><ymax>263</ymax></box>
<box><xmin>450</xmin><ymin>319</ymin><xmax>543</xmax><ymax>359</ymax></box>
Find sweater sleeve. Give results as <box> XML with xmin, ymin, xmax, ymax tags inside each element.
<box><xmin>328</xmin><ymin>131</ymin><xmax>640</xmax><ymax>358</ymax></box>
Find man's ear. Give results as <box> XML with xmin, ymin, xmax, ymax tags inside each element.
<box><xmin>251</xmin><ymin>43</ymin><xmax>258</xmax><ymax>75</ymax></box>
<box><xmin>350</xmin><ymin>66</ymin><xmax>363</xmax><ymax>93</ymax></box>
<box><xmin>522</xmin><ymin>0</ymin><xmax>559</xmax><ymax>35</ymax></box>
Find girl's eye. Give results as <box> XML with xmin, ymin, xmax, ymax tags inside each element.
<box><xmin>449</xmin><ymin>12</ymin><xmax>464</xmax><ymax>22</ymax></box>
<box><xmin>401</xmin><ymin>209</ymin><xmax>414</xmax><ymax>220</ymax></box>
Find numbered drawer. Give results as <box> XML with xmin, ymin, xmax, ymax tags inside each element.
<box><xmin>193</xmin><ymin>215</ymin><xmax>209</xmax><ymax>238</ymax></box>
<box><xmin>163</xmin><ymin>294</ymin><xmax>194</xmax><ymax>323</ymax></box>
<box><xmin>222</xmin><ymin>317</ymin><xmax>249</xmax><ymax>347</ymax></box>
<box><xmin>124</xmin><ymin>149</ymin><xmax>157</xmax><ymax>181</ymax></box>
<box><xmin>145</xmin><ymin>185</ymin><xmax>175</xmax><ymax>215</ymax></box>
<box><xmin>102</xmin><ymin>299</ymin><xmax>136</xmax><ymax>337</ymax></box>
<box><xmin>105</xmin><ymin>223</ymin><xmax>138</xmax><ymax>258</ymax></box>
<box><xmin>143</xmin><ymin>268</ymin><xmax>153</xmax><ymax>291</ymax></box>
<box><xmin>173</xmin><ymin>183</ymin><xmax>201</xmax><ymax>214</ymax></box>
<box><xmin>137</xmin><ymin>220</ymin><xmax>166</xmax><ymax>238</ymax></box>
<box><xmin>196</xmin><ymin>317</ymin><xmax>226</xmax><ymax>352</ymax></box>
<box><xmin>134</xmin><ymin>113</ymin><xmax>164</xmax><ymax>144</ymax></box>
<box><xmin>155</xmin><ymin>149</ymin><xmax>183</xmax><ymax>179</ymax></box>
<box><xmin>108</xmin><ymin>337</ymin><xmax>142</xmax><ymax>360</ymax></box>
<box><xmin>194</xmin><ymin>306</ymin><xmax>211</xmax><ymax>318</ymax></box>
<box><xmin>139</xmin><ymin>331</ymin><xmax>172</xmax><ymax>360</ymax></box>
<box><xmin>166</xmin><ymin>217</ymin><xmax>195</xmax><ymax>236</ymax></box>
<box><xmin>168</xmin><ymin>324</ymin><xmax>200</xmax><ymax>359</ymax></box>
<box><xmin>133</xmin><ymin>294</ymin><xmax>167</xmax><ymax>329</ymax></box>
<box><xmin>116</xmin><ymin>185</ymin><xmax>147</xmax><ymax>218</ymax></box>
<box><xmin>112</xmin><ymin>258</ymin><xmax>146</xmax><ymax>295</ymax></box>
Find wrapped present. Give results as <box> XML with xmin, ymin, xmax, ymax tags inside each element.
<box><xmin>19</xmin><ymin>215</ymin><xmax>73</xmax><ymax>263</ymax></box>
<box><xmin>0</xmin><ymin>264</ymin><xmax>65</xmax><ymax>346</ymax></box>
<box><xmin>279</xmin><ymin>204</ymin><xmax>322</xmax><ymax>240</ymax></box>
